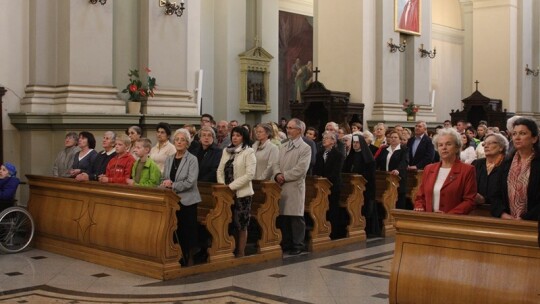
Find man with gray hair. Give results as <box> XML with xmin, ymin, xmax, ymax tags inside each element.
<box><xmin>407</xmin><ymin>120</ymin><xmax>434</xmax><ymax>170</ymax></box>
<box><xmin>274</xmin><ymin>118</ymin><xmax>312</xmax><ymax>255</ymax></box>
<box><xmin>53</xmin><ymin>132</ymin><xmax>81</xmax><ymax>177</ymax></box>
<box><xmin>216</xmin><ymin>120</ymin><xmax>231</xmax><ymax>149</ymax></box>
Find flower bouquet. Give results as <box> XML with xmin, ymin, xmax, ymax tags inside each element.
<box><xmin>402</xmin><ymin>99</ymin><xmax>419</xmax><ymax>115</ymax></box>
<box><xmin>122</xmin><ymin>67</ymin><xmax>156</xmax><ymax>102</ymax></box>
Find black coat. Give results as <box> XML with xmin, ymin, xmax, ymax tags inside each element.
<box><xmin>376</xmin><ymin>145</ymin><xmax>409</xmax><ymax>195</ymax></box>
<box><xmin>471</xmin><ymin>158</ymin><xmax>504</xmax><ymax>216</ymax></box>
<box><xmin>314</xmin><ymin>147</ymin><xmax>344</xmax><ymax>205</ymax></box>
<box><xmin>342</xmin><ymin>149</ymin><xmax>376</xmax><ymax>203</ymax></box>
<box><xmin>89</xmin><ymin>150</ymin><xmax>117</xmax><ymax>181</ymax></box>
<box><xmin>407</xmin><ymin>135</ymin><xmax>435</xmax><ymax>169</ymax></box>
<box><xmin>493</xmin><ymin>155</ymin><xmax>540</xmax><ymax>220</ymax></box>
<box><xmin>195</xmin><ymin>144</ymin><xmax>223</xmax><ymax>183</ymax></box>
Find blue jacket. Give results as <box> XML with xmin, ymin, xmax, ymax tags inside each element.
<box><xmin>0</xmin><ymin>176</ymin><xmax>20</xmax><ymax>202</ymax></box>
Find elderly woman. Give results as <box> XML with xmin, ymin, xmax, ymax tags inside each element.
<box><xmin>314</xmin><ymin>131</ymin><xmax>345</xmax><ymax>239</ymax></box>
<box><xmin>495</xmin><ymin>117</ymin><xmax>540</xmax><ymax>221</ymax></box>
<box><xmin>414</xmin><ymin>128</ymin><xmax>477</xmax><ymax>214</ymax></box>
<box><xmin>149</xmin><ymin>122</ymin><xmax>176</xmax><ymax>174</ymax></box>
<box><xmin>401</xmin><ymin>128</ymin><xmax>412</xmax><ymax>146</ymax></box>
<box><xmin>342</xmin><ymin>134</ymin><xmax>378</xmax><ymax>236</ymax></box>
<box><xmin>161</xmin><ymin>128</ymin><xmax>201</xmax><ymax>266</ymax></box>
<box><xmin>460</xmin><ymin>133</ymin><xmax>477</xmax><ymax>164</ymax></box>
<box><xmin>373</xmin><ymin>123</ymin><xmax>387</xmax><ymax>148</ymax></box>
<box><xmin>53</xmin><ymin>132</ymin><xmax>80</xmax><ymax>177</ymax></box>
<box><xmin>376</xmin><ymin>130</ymin><xmax>409</xmax><ymax>209</ymax></box>
<box><xmin>342</xmin><ymin>134</ymin><xmax>352</xmax><ymax>157</ymax></box>
<box><xmin>196</xmin><ymin>126</ymin><xmax>222</xmax><ymax>182</ymax></box>
<box><xmin>70</xmin><ymin>131</ymin><xmax>98</xmax><ymax>179</ymax></box>
<box><xmin>126</xmin><ymin>126</ymin><xmax>142</xmax><ymax>158</ymax></box>
<box><xmin>252</xmin><ymin>123</ymin><xmax>279</xmax><ymax>180</ymax></box>
<box><xmin>363</xmin><ymin>130</ymin><xmax>379</xmax><ymax>156</ymax></box>
<box><xmin>471</xmin><ymin>133</ymin><xmax>508</xmax><ymax>214</ymax></box>
<box><xmin>217</xmin><ymin>126</ymin><xmax>256</xmax><ymax>257</ymax></box>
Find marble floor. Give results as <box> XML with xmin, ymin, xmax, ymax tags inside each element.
<box><xmin>0</xmin><ymin>238</ymin><xmax>394</xmax><ymax>304</ymax></box>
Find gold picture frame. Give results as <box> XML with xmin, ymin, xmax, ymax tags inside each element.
<box><xmin>395</xmin><ymin>0</ymin><xmax>421</xmax><ymax>36</ymax></box>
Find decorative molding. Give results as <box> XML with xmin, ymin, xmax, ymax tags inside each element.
<box><xmin>473</xmin><ymin>0</ymin><xmax>518</xmax><ymax>10</ymax></box>
<box><xmin>432</xmin><ymin>23</ymin><xmax>465</xmax><ymax>44</ymax></box>
<box><xmin>279</xmin><ymin>0</ymin><xmax>313</xmax><ymax>16</ymax></box>
<box><xmin>21</xmin><ymin>85</ymin><xmax>125</xmax><ymax>114</ymax></box>
<box><xmin>8</xmin><ymin>113</ymin><xmax>141</xmax><ymax>131</ymax></box>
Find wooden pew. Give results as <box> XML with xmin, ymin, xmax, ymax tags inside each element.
<box><xmin>339</xmin><ymin>173</ymin><xmax>367</xmax><ymax>242</ymax></box>
<box><xmin>375</xmin><ymin>171</ymin><xmax>400</xmax><ymax>237</ymax></box>
<box><xmin>405</xmin><ymin>169</ymin><xmax>423</xmax><ymax>206</ymax></box>
<box><xmin>27</xmin><ymin>175</ymin><xmax>181</xmax><ymax>280</ymax></box>
<box><xmin>251</xmin><ymin>180</ymin><xmax>282</xmax><ymax>258</ymax></box>
<box><xmin>304</xmin><ymin>176</ymin><xmax>332</xmax><ymax>251</ymax></box>
<box><xmin>196</xmin><ymin>182</ymin><xmax>235</xmax><ymax>263</ymax></box>
<box><xmin>389</xmin><ymin>210</ymin><xmax>540</xmax><ymax>304</ymax></box>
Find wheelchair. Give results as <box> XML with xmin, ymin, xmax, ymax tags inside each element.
<box><xmin>0</xmin><ymin>201</ymin><xmax>35</xmax><ymax>254</ymax></box>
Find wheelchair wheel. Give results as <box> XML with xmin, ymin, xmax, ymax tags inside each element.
<box><xmin>0</xmin><ymin>207</ymin><xmax>35</xmax><ymax>253</ymax></box>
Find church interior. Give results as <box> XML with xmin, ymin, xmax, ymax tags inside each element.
<box><xmin>1</xmin><ymin>0</ymin><xmax>540</xmax><ymax>303</ymax></box>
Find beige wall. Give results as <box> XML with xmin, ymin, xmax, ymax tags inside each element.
<box><xmin>432</xmin><ymin>0</ymin><xmax>462</xmax><ymax>29</ymax></box>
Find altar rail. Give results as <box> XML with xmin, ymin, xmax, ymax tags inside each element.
<box><xmin>389</xmin><ymin>210</ymin><xmax>540</xmax><ymax>304</ymax></box>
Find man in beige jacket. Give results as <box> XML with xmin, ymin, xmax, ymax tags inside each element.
<box><xmin>274</xmin><ymin>118</ymin><xmax>312</xmax><ymax>255</ymax></box>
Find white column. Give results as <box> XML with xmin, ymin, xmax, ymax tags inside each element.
<box><xmin>372</xmin><ymin>0</ymin><xmax>405</xmax><ymax>121</ymax></box>
<box><xmin>258</xmin><ymin>0</ymin><xmax>279</xmax><ymax>123</ymax></box>
<box><xmin>212</xmin><ymin>0</ymin><xmax>246</xmax><ymax>121</ymax></box>
<box><xmin>460</xmin><ymin>0</ymin><xmax>474</xmax><ymax>95</ymax></box>
<box><xmin>472</xmin><ymin>0</ymin><xmax>518</xmax><ymax>112</ymax></box>
<box><xmin>139</xmin><ymin>0</ymin><xmax>198</xmax><ymax>115</ymax></box>
<box><xmin>22</xmin><ymin>0</ymin><xmax>124</xmax><ymax>114</ymax></box>
<box><xmin>518</xmin><ymin>0</ymin><xmax>534</xmax><ymax>115</ymax></box>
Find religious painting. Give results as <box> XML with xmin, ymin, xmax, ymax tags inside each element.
<box><xmin>279</xmin><ymin>11</ymin><xmax>313</xmax><ymax>119</ymax></box>
<box><xmin>247</xmin><ymin>71</ymin><xmax>265</xmax><ymax>104</ymax></box>
<box><xmin>395</xmin><ymin>0</ymin><xmax>421</xmax><ymax>36</ymax></box>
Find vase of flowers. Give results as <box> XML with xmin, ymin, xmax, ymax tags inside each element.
<box><xmin>402</xmin><ymin>99</ymin><xmax>419</xmax><ymax>121</ymax></box>
<box><xmin>122</xmin><ymin>67</ymin><xmax>156</xmax><ymax>114</ymax></box>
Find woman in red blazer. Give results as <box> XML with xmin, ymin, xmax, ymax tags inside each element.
<box><xmin>414</xmin><ymin>128</ymin><xmax>477</xmax><ymax>214</ymax></box>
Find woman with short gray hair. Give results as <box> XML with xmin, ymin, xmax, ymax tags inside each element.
<box><xmin>314</xmin><ymin>131</ymin><xmax>345</xmax><ymax>239</ymax></box>
<box><xmin>161</xmin><ymin>128</ymin><xmax>200</xmax><ymax>266</ymax></box>
<box><xmin>471</xmin><ymin>133</ymin><xmax>508</xmax><ymax>213</ymax></box>
<box><xmin>53</xmin><ymin>132</ymin><xmax>81</xmax><ymax>177</ymax></box>
<box><xmin>414</xmin><ymin>128</ymin><xmax>477</xmax><ymax>214</ymax></box>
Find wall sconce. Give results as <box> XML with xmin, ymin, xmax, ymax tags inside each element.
<box><xmin>387</xmin><ymin>38</ymin><xmax>406</xmax><ymax>53</ymax></box>
<box><xmin>159</xmin><ymin>0</ymin><xmax>186</xmax><ymax>17</ymax></box>
<box><xmin>419</xmin><ymin>44</ymin><xmax>436</xmax><ymax>59</ymax></box>
<box><xmin>525</xmin><ymin>64</ymin><xmax>539</xmax><ymax>77</ymax></box>
<box><xmin>89</xmin><ymin>0</ymin><xmax>106</xmax><ymax>5</ymax></box>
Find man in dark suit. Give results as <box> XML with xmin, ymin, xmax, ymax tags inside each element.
<box><xmin>407</xmin><ymin>120</ymin><xmax>435</xmax><ymax>170</ymax></box>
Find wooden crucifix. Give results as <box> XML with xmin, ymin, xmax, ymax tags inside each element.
<box><xmin>313</xmin><ymin>67</ymin><xmax>321</xmax><ymax>82</ymax></box>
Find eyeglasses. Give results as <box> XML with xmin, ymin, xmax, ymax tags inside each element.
<box><xmin>286</xmin><ymin>126</ymin><xmax>299</xmax><ymax>130</ymax></box>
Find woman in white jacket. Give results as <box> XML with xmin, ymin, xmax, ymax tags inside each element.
<box><xmin>217</xmin><ymin>126</ymin><xmax>256</xmax><ymax>257</ymax></box>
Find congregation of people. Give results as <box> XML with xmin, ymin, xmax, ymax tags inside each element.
<box><xmin>42</xmin><ymin>113</ymin><xmax>540</xmax><ymax>266</ymax></box>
